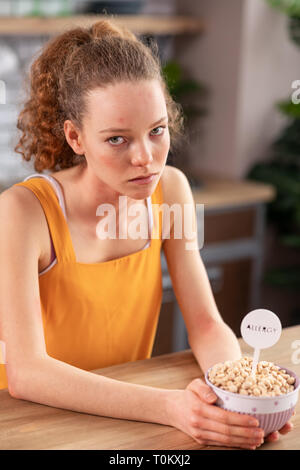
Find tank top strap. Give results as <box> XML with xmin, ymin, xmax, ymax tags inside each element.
<box><xmin>13</xmin><ymin>174</ymin><xmax>76</xmax><ymax>264</ymax></box>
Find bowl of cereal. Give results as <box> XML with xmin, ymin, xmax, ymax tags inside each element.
<box><xmin>205</xmin><ymin>356</ymin><xmax>300</xmax><ymax>436</ymax></box>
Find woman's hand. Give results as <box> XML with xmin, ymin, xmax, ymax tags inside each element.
<box><xmin>168</xmin><ymin>378</ymin><xmax>265</xmax><ymax>450</ymax></box>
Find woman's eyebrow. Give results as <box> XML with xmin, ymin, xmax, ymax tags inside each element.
<box><xmin>98</xmin><ymin>116</ymin><xmax>168</xmax><ymax>133</ymax></box>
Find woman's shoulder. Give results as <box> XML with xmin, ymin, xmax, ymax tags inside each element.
<box><xmin>160</xmin><ymin>164</ymin><xmax>191</xmax><ymax>206</ymax></box>
<box><xmin>0</xmin><ymin>184</ymin><xmax>47</xmax><ymax>259</ymax></box>
<box><xmin>0</xmin><ymin>183</ymin><xmax>42</xmax><ymax>215</ymax></box>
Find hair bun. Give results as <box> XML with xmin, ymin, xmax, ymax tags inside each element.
<box><xmin>90</xmin><ymin>19</ymin><xmax>137</xmax><ymax>42</ymax></box>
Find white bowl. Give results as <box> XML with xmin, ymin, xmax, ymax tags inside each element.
<box><xmin>205</xmin><ymin>364</ymin><xmax>300</xmax><ymax>436</ymax></box>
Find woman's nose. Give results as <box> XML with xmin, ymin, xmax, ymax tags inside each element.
<box><xmin>130</xmin><ymin>143</ymin><xmax>153</xmax><ymax>166</ymax></box>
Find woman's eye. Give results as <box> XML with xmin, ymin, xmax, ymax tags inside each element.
<box><xmin>151</xmin><ymin>126</ymin><xmax>165</xmax><ymax>136</ymax></box>
<box><xmin>108</xmin><ymin>136</ymin><xmax>125</xmax><ymax>146</ymax></box>
<box><xmin>107</xmin><ymin>126</ymin><xmax>166</xmax><ymax>146</ymax></box>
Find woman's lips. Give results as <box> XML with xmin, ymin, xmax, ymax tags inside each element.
<box><xmin>128</xmin><ymin>174</ymin><xmax>157</xmax><ymax>185</ymax></box>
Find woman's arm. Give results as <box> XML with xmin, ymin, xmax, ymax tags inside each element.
<box><xmin>161</xmin><ymin>167</ymin><xmax>292</xmax><ymax>446</ymax></box>
<box><xmin>188</xmin><ymin>318</ymin><xmax>242</xmax><ymax>373</ymax></box>
<box><xmin>161</xmin><ymin>166</ymin><xmax>242</xmax><ymax>371</ymax></box>
<box><xmin>11</xmin><ymin>354</ymin><xmax>173</xmax><ymax>426</ymax></box>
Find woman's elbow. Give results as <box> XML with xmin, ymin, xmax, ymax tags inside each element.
<box><xmin>6</xmin><ymin>365</ymin><xmax>22</xmax><ymax>399</ymax></box>
<box><xmin>5</xmin><ymin>360</ymin><xmax>36</xmax><ymax>400</ymax></box>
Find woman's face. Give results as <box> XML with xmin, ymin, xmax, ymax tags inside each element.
<box><xmin>72</xmin><ymin>79</ymin><xmax>170</xmax><ymax>198</ymax></box>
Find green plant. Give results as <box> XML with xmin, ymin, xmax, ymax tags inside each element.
<box><xmin>265</xmin><ymin>0</ymin><xmax>300</xmax><ymax>45</ymax></box>
<box><xmin>248</xmin><ymin>1</ymin><xmax>300</xmax><ymax>290</ymax></box>
<box><xmin>265</xmin><ymin>0</ymin><xmax>300</xmax><ymax>17</ymax></box>
<box><xmin>162</xmin><ymin>60</ymin><xmax>208</xmax><ymax>120</ymax></box>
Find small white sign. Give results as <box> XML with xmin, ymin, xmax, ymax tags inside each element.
<box><xmin>241</xmin><ymin>309</ymin><xmax>282</xmax><ymax>349</ymax></box>
<box><xmin>240</xmin><ymin>309</ymin><xmax>282</xmax><ymax>376</ymax></box>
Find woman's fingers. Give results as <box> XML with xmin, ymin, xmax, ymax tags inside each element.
<box><xmin>278</xmin><ymin>421</ymin><xmax>293</xmax><ymax>434</ymax></box>
<box><xmin>265</xmin><ymin>420</ymin><xmax>293</xmax><ymax>441</ymax></box>
<box><xmin>265</xmin><ymin>431</ymin><xmax>279</xmax><ymax>442</ymax></box>
<box><xmin>186</xmin><ymin>378</ymin><xmax>218</xmax><ymax>404</ymax></box>
<box><xmin>199</xmin><ymin>399</ymin><xmax>259</xmax><ymax>428</ymax></box>
<box><xmin>195</xmin><ymin>415</ymin><xmax>264</xmax><ymax>441</ymax></box>
<box><xmin>190</xmin><ymin>399</ymin><xmax>264</xmax><ymax>449</ymax></box>
<box><xmin>193</xmin><ymin>427</ymin><xmax>263</xmax><ymax>450</ymax></box>
<box><xmin>200</xmin><ymin>439</ymin><xmax>259</xmax><ymax>450</ymax></box>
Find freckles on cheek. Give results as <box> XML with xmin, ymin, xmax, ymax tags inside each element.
<box><xmin>102</xmin><ymin>155</ymin><xmax>117</xmax><ymax>169</ymax></box>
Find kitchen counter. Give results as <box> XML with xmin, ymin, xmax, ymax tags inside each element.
<box><xmin>0</xmin><ymin>325</ymin><xmax>299</xmax><ymax>450</ymax></box>
<box><xmin>191</xmin><ymin>173</ymin><xmax>275</xmax><ymax>209</ymax></box>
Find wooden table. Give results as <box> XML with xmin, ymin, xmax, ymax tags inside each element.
<box><xmin>0</xmin><ymin>325</ymin><xmax>299</xmax><ymax>450</ymax></box>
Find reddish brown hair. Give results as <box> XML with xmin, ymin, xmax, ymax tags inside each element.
<box><xmin>15</xmin><ymin>18</ymin><xmax>185</xmax><ymax>172</ymax></box>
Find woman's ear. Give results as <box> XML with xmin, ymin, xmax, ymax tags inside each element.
<box><xmin>64</xmin><ymin>120</ymin><xmax>85</xmax><ymax>155</ymax></box>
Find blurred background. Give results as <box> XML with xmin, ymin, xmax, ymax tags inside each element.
<box><xmin>0</xmin><ymin>0</ymin><xmax>299</xmax><ymax>355</ymax></box>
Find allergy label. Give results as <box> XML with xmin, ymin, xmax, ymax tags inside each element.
<box><xmin>240</xmin><ymin>309</ymin><xmax>282</xmax><ymax>349</ymax></box>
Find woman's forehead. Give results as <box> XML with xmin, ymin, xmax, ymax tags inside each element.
<box><xmin>85</xmin><ymin>81</ymin><xmax>167</xmax><ymax>124</ymax></box>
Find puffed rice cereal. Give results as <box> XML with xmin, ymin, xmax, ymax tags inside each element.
<box><xmin>208</xmin><ymin>356</ymin><xmax>295</xmax><ymax>396</ymax></box>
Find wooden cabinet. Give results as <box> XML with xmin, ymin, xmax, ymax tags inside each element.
<box><xmin>0</xmin><ymin>15</ymin><xmax>203</xmax><ymax>35</ymax></box>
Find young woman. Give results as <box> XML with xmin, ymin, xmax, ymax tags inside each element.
<box><xmin>0</xmin><ymin>19</ymin><xmax>292</xmax><ymax>449</ymax></box>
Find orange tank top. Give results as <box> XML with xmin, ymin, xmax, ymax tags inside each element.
<box><xmin>0</xmin><ymin>175</ymin><xmax>164</xmax><ymax>389</ymax></box>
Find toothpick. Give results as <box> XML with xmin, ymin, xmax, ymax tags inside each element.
<box><xmin>251</xmin><ymin>348</ymin><xmax>260</xmax><ymax>377</ymax></box>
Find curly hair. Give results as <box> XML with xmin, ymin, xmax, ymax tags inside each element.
<box><xmin>15</xmin><ymin>18</ymin><xmax>185</xmax><ymax>172</ymax></box>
